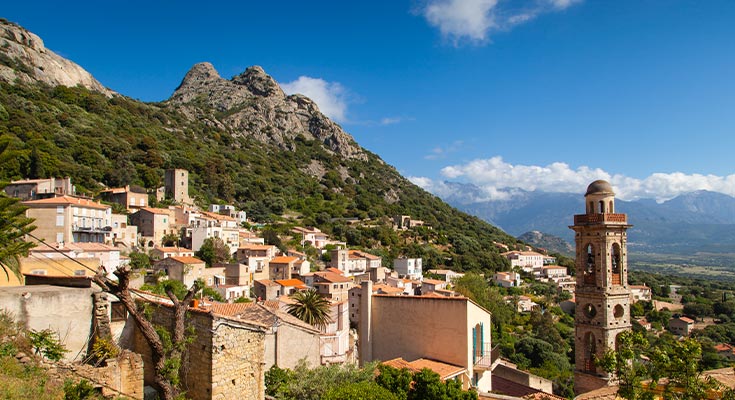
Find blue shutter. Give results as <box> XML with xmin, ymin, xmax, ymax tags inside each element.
<box><xmin>472</xmin><ymin>327</ymin><xmax>476</xmax><ymax>364</ymax></box>
<box><xmin>480</xmin><ymin>322</ymin><xmax>484</xmax><ymax>357</ymax></box>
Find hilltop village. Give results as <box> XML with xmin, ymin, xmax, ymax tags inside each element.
<box><xmin>4</xmin><ymin>175</ymin><xmax>732</xmax><ymax>400</ymax></box>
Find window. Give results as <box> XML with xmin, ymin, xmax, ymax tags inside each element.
<box><xmin>130</xmin><ymin>198</ymin><xmax>135</xmax><ymax>206</ymax></box>
<box><xmin>56</xmin><ymin>215</ymin><xmax>64</xmax><ymax>227</ymax></box>
<box><xmin>111</xmin><ymin>302</ymin><xmax>127</xmax><ymax>322</ymax></box>
<box><xmin>56</xmin><ymin>232</ymin><xmax>64</xmax><ymax>243</ymax></box>
<box><xmin>56</xmin><ymin>206</ymin><xmax>64</xmax><ymax>214</ymax></box>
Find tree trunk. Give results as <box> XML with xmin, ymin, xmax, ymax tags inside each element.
<box><xmin>94</xmin><ymin>267</ymin><xmax>200</xmax><ymax>400</ymax></box>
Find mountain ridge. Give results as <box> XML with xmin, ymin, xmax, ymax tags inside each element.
<box><xmin>0</xmin><ymin>19</ymin><xmax>520</xmax><ymax>272</ymax></box>
<box><xmin>443</xmin><ymin>181</ymin><xmax>735</xmax><ymax>256</ymax></box>
<box><xmin>0</xmin><ymin>19</ymin><xmax>113</xmax><ymax>96</ymax></box>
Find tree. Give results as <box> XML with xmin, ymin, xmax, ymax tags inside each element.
<box><xmin>0</xmin><ymin>184</ymin><xmax>36</xmax><ymax>281</ymax></box>
<box><xmin>598</xmin><ymin>331</ymin><xmax>729</xmax><ymax>400</ymax></box>
<box><xmin>194</xmin><ymin>237</ymin><xmax>231</xmax><ymax>267</ymax></box>
<box><xmin>286</xmin><ymin>289</ymin><xmax>332</xmax><ymax>330</ymax></box>
<box><xmin>322</xmin><ymin>381</ymin><xmax>399</xmax><ymax>400</ymax></box>
<box><xmin>93</xmin><ymin>265</ymin><xmax>203</xmax><ymax>400</ymax></box>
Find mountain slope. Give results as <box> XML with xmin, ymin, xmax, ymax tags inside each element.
<box><xmin>445</xmin><ymin>183</ymin><xmax>735</xmax><ymax>255</ymax></box>
<box><xmin>0</xmin><ymin>19</ymin><xmax>113</xmax><ymax>96</ymax></box>
<box><xmin>0</xmin><ymin>19</ymin><xmax>519</xmax><ymax>272</ymax></box>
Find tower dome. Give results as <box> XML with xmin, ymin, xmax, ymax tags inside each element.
<box><xmin>585</xmin><ymin>180</ymin><xmax>614</xmax><ymax>196</ymax></box>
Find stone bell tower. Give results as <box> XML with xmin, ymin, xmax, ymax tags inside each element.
<box><xmin>571</xmin><ymin>180</ymin><xmax>632</xmax><ymax>394</ymax></box>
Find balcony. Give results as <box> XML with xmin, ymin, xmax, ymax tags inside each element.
<box><xmin>473</xmin><ymin>342</ymin><xmax>495</xmax><ymax>370</ymax></box>
<box><xmin>574</xmin><ymin>213</ymin><xmax>628</xmax><ymax>225</ymax></box>
<box><xmin>72</xmin><ymin>224</ymin><xmax>112</xmax><ymax>233</ymax></box>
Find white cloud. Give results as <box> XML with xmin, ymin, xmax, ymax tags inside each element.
<box><xmin>281</xmin><ymin>76</ymin><xmax>348</xmax><ymax>123</ymax></box>
<box><xmin>421</xmin><ymin>0</ymin><xmax>583</xmax><ymax>43</ymax></box>
<box><xmin>380</xmin><ymin>117</ymin><xmax>403</xmax><ymax>125</ymax></box>
<box><xmin>425</xmin><ymin>140</ymin><xmax>464</xmax><ymax>160</ymax></box>
<box><xmin>424</xmin><ymin>156</ymin><xmax>735</xmax><ymax>202</ymax></box>
<box><xmin>424</xmin><ymin>0</ymin><xmax>499</xmax><ymax>43</ymax></box>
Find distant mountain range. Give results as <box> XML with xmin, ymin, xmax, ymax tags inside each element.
<box><xmin>443</xmin><ymin>182</ymin><xmax>735</xmax><ymax>255</ymax></box>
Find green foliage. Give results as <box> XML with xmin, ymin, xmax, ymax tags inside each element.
<box><xmin>0</xmin><ymin>178</ymin><xmax>36</xmax><ymax>281</ymax></box>
<box><xmin>268</xmin><ymin>360</ymin><xmax>377</xmax><ymax>400</ymax></box>
<box><xmin>322</xmin><ymin>381</ymin><xmax>399</xmax><ymax>400</ymax></box>
<box><xmin>598</xmin><ymin>331</ymin><xmax>732</xmax><ymax>400</ymax></box>
<box><xmin>0</xmin><ymin>355</ymin><xmax>64</xmax><ymax>399</ymax></box>
<box><xmin>0</xmin><ymin>81</ymin><xmax>520</xmax><ymax>275</ymax></box>
<box><xmin>287</xmin><ymin>289</ymin><xmax>332</xmax><ymax>330</ymax></box>
<box><xmin>375</xmin><ymin>364</ymin><xmax>413</xmax><ymax>399</ymax></box>
<box><xmin>195</xmin><ymin>237</ymin><xmax>231</xmax><ymax>267</ymax></box>
<box><xmin>128</xmin><ymin>251</ymin><xmax>151</xmax><ymax>269</ymax></box>
<box><xmin>89</xmin><ymin>337</ymin><xmax>120</xmax><ymax>364</ymax></box>
<box><xmin>267</xmin><ymin>362</ymin><xmax>477</xmax><ymax>400</ymax></box>
<box><xmin>62</xmin><ymin>379</ymin><xmax>103</xmax><ymax>399</ymax></box>
<box><xmin>265</xmin><ymin>365</ymin><xmax>292</xmax><ymax>397</ymax></box>
<box><xmin>28</xmin><ymin>329</ymin><xmax>67</xmax><ymax>361</ymax></box>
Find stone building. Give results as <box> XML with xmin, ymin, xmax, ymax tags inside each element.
<box><xmin>164</xmin><ymin>168</ymin><xmax>191</xmax><ymax>205</ymax></box>
<box><xmin>571</xmin><ymin>180</ymin><xmax>632</xmax><ymax>394</ymax></box>
<box><xmin>129</xmin><ymin>292</ymin><xmax>266</xmax><ymax>400</ymax></box>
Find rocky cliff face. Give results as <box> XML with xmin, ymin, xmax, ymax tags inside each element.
<box><xmin>168</xmin><ymin>62</ymin><xmax>366</xmax><ymax>160</ymax></box>
<box><xmin>0</xmin><ymin>19</ymin><xmax>114</xmax><ymax>96</ymax></box>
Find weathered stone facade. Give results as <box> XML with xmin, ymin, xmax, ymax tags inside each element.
<box><xmin>51</xmin><ymin>350</ymin><xmax>144</xmax><ymax>399</ymax></box>
<box><xmin>130</xmin><ymin>301</ymin><xmax>266</xmax><ymax>400</ymax></box>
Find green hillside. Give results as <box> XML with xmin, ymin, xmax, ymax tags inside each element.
<box><xmin>0</xmin><ymin>81</ymin><xmax>517</xmax><ymax>271</ymax></box>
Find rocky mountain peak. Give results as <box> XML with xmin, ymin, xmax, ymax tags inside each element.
<box><xmin>0</xmin><ymin>19</ymin><xmax>114</xmax><ymax>96</ymax></box>
<box><xmin>231</xmin><ymin>65</ymin><xmax>284</xmax><ymax>97</ymax></box>
<box><xmin>168</xmin><ymin>63</ymin><xmax>366</xmax><ymax>160</ymax></box>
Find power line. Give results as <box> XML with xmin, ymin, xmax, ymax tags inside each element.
<box><xmin>26</xmin><ymin>232</ymin><xmax>101</xmax><ymax>274</ymax></box>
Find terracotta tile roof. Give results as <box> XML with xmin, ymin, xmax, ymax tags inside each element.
<box><xmin>677</xmin><ymin>316</ymin><xmax>695</xmax><ymax>324</ymax></box>
<box><xmin>325</xmin><ymin>267</ymin><xmax>343</xmax><ymax>275</ymax></box>
<box><xmin>422</xmin><ymin>279</ymin><xmax>444</xmax><ymax>285</ymax></box>
<box><xmin>270</xmin><ymin>256</ymin><xmax>298</xmax><ymax>264</ymax></box>
<box><xmin>255</xmin><ymin>279</ymin><xmax>279</xmax><ymax>287</ymax></box>
<box><xmin>275</xmin><ymin>279</ymin><xmax>307</xmax><ymax>288</ymax></box>
<box><xmin>373</xmin><ymin>284</ymin><xmax>403</xmax><ymax>294</ymax></box>
<box><xmin>715</xmin><ymin>344</ymin><xmax>733</xmax><ymax>352</ymax></box>
<box><xmin>237</xmin><ymin>244</ymin><xmax>273</xmax><ymax>251</ymax></box>
<box><xmin>23</xmin><ymin>195</ymin><xmax>109</xmax><ymax>210</ymax></box>
<box><xmin>542</xmin><ymin>265</ymin><xmax>565</xmax><ymax>269</ymax></box>
<box><xmin>315</xmin><ymin>272</ymin><xmax>352</xmax><ymax>283</ymax></box>
<box><xmin>382</xmin><ymin>358</ymin><xmax>465</xmax><ymax>380</ymax></box>
<box><xmin>140</xmin><ymin>207</ymin><xmax>171</xmax><ymax>215</ymax></box>
<box><xmin>200</xmin><ymin>211</ymin><xmax>236</xmax><ymax>221</ymax></box>
<box><xmin>169</xmin><ymin>256</ymin><xmax>204</xmax><ymax>265</ymax></box>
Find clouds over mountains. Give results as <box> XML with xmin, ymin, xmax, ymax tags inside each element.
<box><xmin>410</xmin><ymin>156</ymin><xmax>735</xmax><ymax>202</ymax></box>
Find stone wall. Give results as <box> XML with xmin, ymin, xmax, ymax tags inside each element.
<box><xmin>51</xmin><ymin>350</ymin><xmax>144</xmax><ymax>399</ymax></box>
<box><xmin>130</xmin><ymin>302</ymin><xmax>266</xmax><ymax>400</ymax></box>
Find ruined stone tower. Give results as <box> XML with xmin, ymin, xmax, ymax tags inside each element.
<box><xmin>571</xmin><ymin>180</ymin><xmax>632</xmax><ymax>394</ymax></box>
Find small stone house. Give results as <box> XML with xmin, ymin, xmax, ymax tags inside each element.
<box><xmin>669</xmin><ymin>316</ymin><xmax>695</xmax><ymax>336</ymax></box>
<box><xmin>129</xmin><ymin>292</ymin><xmax>266</xmax><ymax>400</ymax></box>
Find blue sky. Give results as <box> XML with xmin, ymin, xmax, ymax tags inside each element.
<box><xmin>4</xmin><ymin>1</ymin><xmax>735</xmax><ymax>201</ymax></box>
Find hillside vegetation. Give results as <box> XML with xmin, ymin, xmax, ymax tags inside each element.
<box><xmin>0</xmin><ymin>80</ymin><xmax>517</xmax><ymax>271</ymax></box>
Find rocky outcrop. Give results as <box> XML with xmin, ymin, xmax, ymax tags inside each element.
<box><xmin>0</xmin><ymin>19</ymin><xmax>114</xmax><ymax>96</ymax></box>
<box><xmin>168</xmin><ymin>62</ymin><xmax>366</xmax><ymax>160</ymax></box>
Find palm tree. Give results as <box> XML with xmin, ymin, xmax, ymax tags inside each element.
<box><xmin>0</xmin><ymin>187</ymin><xmax>36</xmax><ymax>281</ymax></box>
<box><xmin>286</xmin><ymin>289</ymin><xmax>333</xmax><ymax>330</ymax></box>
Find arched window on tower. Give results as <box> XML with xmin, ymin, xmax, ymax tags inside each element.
<box><xmin>588</xmin><ymin>201</ymin><xmax>594</xmax><ymax>214</ymax></box>
<box><xmin>609</xmin><ymin>201</ymin><xmax>614</xmax><ymax>213</ymax></box>
<box><xmin>611</xmin><ymin>243</ymin><xmax>622</xmax><ymax>285</ymax></box>
<box><xmin>599</xmin><ymin>200</ymin><xmax>605</xmax><ymax>214</ymax></box>
<box><xmin>584</xmin><ymin>332</ymin><xmax>597</xmax><ymax>372</ymax></box>
<box><xmin>585</xmin><ymin>244</ymin><xmax>595</xmax><ymax>284</ymax></box>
